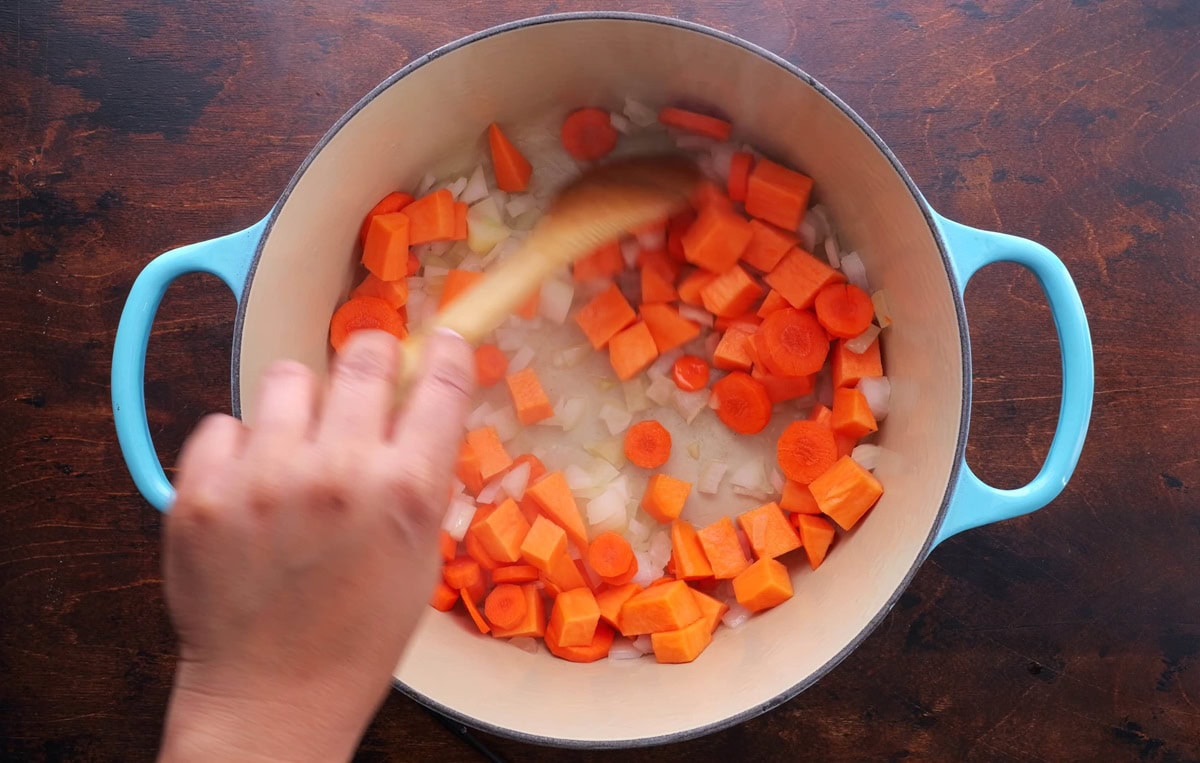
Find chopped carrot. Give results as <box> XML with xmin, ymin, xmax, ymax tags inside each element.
<box><xmin>693</xmin><ymin>180</ymin><xmax>735</xmax><ymax>213</ymax></box>
<box><xmin>713</xmin><ymin>327</ymin><xmax>755</xmax><ymax>371</ymax></box>
<box><xmin>741</xmin><ymin>219</ymin><xmax>799</xmax><ymax>273</ymax></box>
<box><xmin>474</xmin><ymin>344</ymin><xmax>508</xmax><ymax>387</ymax></box>
<box><xmin>329</xmin><ymin>296</ymin><xmax>407</xmax><ymax>353</ymax></box>
<box><xmin>543</xmin><ymin>548</ymin><xmax>589</xmax><ymax>592</ymax></box>
<box><xmin>696</xmin><ymin>516</ymin><xmax>751</xmax><ymax>579</ymax></box>
<box><xmin>465</xmin><ymin>426</ymin><xmax>512</xmax><ymax>481</ymax></box>
<box><xmin>438</xmin><ymin>268</ymin><xmax>484</xmax><ymax>310</ymax></box>
<box><xmin>443</xmin><ymin>557</ymin><xmax>484</xmax><ymax>599</ymax></box>
<box><xmin>608</xmin><ymin>321</ymin><xmax>660</xmax><ymax>380</ymax></box>
<box><xmin>736</xmin><ymin>501</ymin><xmax>802</xmax><ymax>559</ymax></box>
<box><xmin>455</xmin><ymin>441</ymin><xmax>484</xmax><ymax>495</ymax></box>
<box><xmin>795</xmin><ymin>514</ymin><xmax>836</xmax><ymax>570</ymax></box>
<box><xmin>756</xmin><ymin>308</ymin><xmax>829</xmax><ymax>377</ymax></box>
<box><xmin>624</xmin><ymin>420</ymin><xmax>672</xmax><ymax>469</ymax></box>
<box><xmin>757</xmin><ymin>289</ymin><xmax>789</xmax><ymax>318</ymax></box>
<box><xmin>744</xmin><ymin>158</ymin><xmax>813</xmax><ymax>230</ymax></box>
<box><xmin>808</xmin><ymin>403</ymin><xmax>833</xmax><ymax>427</ymax></box>
<box><xmin>484</xmin><ymin>583</ymin><xmax>528</xmax><ymax>629</ymax></box>
<box><xmin>561</xmin><ymin>108</ymin><xmax>618</xmax><ymax>161</ymax></box>
<box><xmin>651</xmin><ymin>616</ymin><xmax>713</xmax><ymax>664</ymax></box>
<box><xmin>525</xmin><ymin>471</ymin><xmax>589</xmax><ymax>552</ymax></box>
<box><xmin>671</xmin><ymin>355</ymin><xmax>710</xmax><ymax>391</ymax></box>
<box><xmin>681</xmin><ymin>205</ymin><xmax>753</xmax><ymax>273</ymax></box>
<box><xmin>573</xmin><ymin>240</ymin><xmax>624</xmax><ymax>283</ymax></box>
<box><xmin>640</xmin><ymin>474</ymin><xmax>691</xmax><ymax>523</ymax></box>
<box><xmin>658</xmin><ymin>107</ymin><xmax>732</xmax><ymax>141</ymax></box>
<box><xmin>728</xmin><ymin>151</ymin><xmax>754</xmax><ymax>202</ymax></box>
<box><xmin>588</xmin><ymin>532</ymin><xmax>635</xmax><ymax>579</ymax></box>
<box><xmin>461</xmin><ymin>592</ymin><xmax>491</xmax><ymax>633</ymax></box>
<box><xmin>677</xmin><ymin>269</ymin><xmax>719</xmax><ymax>306</ymax></box>
<box><xmin>711</xmin><ymin>371</ymin><xmax>772</xmax><ymax>435</ymax></box>
<box><xmin>751</xmin><ymin>364</ymin><xmax>815</xmax><ymax>404</ymax></box>
<box><xmin>545</xmin><ymin>620</ymin><xmax>613</xmax><ymax>663</ymax></box>
<box><xmin>667</xmin><ymin>210</ymin><xmax>696</xmax><ymax>262</ymax></box>
<box><xmin>430</xmin><ymin>581</ymin><xmax>458</xmax><ymax>612</ymax></box>
<box><xmin>405</xmin><ymin>189</ymin><xmax>456</xmax><ymax>244</ymax></box>
<box><xmin>505</xmin><ymin>367</ymin><xmax>554</xmax><ymax>426</ymax></box>
<box><xmin>488</xmin><ymin>123</ymin><xmax>533</xmax><ymax>192</ymax></box>
<box><xmin>690</xmin><ymin>588</ymin><xmax>728</xmax><ymax>634</ymax></box>
<box><xmin>599</xmin><ymin>560</ymin><xmax>638</xmax><ymax>588</ymax></box>
<box><xmin>780</xmin><ymin>480</ymin><xmax>822</xmax><ymax>514</ymax></box>
<box><xmin>776</xmin><ymin>420</ymin><xmax>839</xmax><ymax>485</ymax></box>
<box><xmin>640</xmin><ymin>304</ymin><xmax>701</xmax><ymax>354</ymax></box>
<box><xmin>519</xmin><ymin>515</ymin><xmax>568</xmax><ymax>572</ymax></box>
<box><xmin>596</xmin><ymin>583</ymin><xmax>643</xmax><ymax>629</ymax></box>
<box><xmin>406</xmin><ymin>251</ymin><xmax>421</xmax><ymax>276</ymax></box>
<box><xmin>452</xmin><ymin>201</ymin><xmax>468</xmax><ymax>241</ymax></box>
<box><xmin>352</xmin><ymin>273</ymin><xmax>409</xmax><ymax>310</ymax></box>
<box><xmin>639</xmin><ymin>247</ymin><xmax>681</xmax><ymax>282</ymax></box>
<box><xmin>473</xmin><ymin>498</ymin><xmax>531</xmax><ymax>563</ymax></box>
<box><xmin>732</xmin><ymin>557</ymin><xmax>793</xmax><ymax>613</ymax></box>
<box><xmin>809</xmin><ymin>455</ymin><xmax>884</xmax><ymax>530</ymax></box>
<box><xmin>492</xmin><ymin>564</ymin><xmax>539</xmax><ymax>585</ymax></box>
<box><xmin>490</xmin><ymin>583</ymin><xmax>546</xmax><ymax>638</ymax></box>
<box><xmin>360</xmin><ymin>191</ymin><xmax>414</xmax><ymax>245</ymax></box>
<box><xmin>438</xmin><ymin>530</ymin><xmax>457</xmax><ymax>563</ymax></box>
<box><xmin>669</xmin><ymin>520</ymin><xmax>714</xmax><ymax>580</ymax></box>
<box><xmin>512</xmin><ymin>453</ymin><xmax>547</xmax><ymax>483</ymax></box>
<box><xmin>618</xmin><ymin>580</ymin><xmax>702</xmax><ymax>635</ymax></box>
<box><xmin>815</xmin><ymin>283</ymin><xmax>874</xmax><ymax>339</ymax></box>
<box><xmin>700</xmin><ymin>265</ymin><xmax>764</xmax><ymax>318</ymax></box>
<box><xmin>641</xmin><ymin>265</ymin><xmax>678</xmax><ymax>303</ymax></box>
<box><xmin>831</xmin><ymin>337</ymin><xmax>883</xmax><ymax>388</ymax></box>
<box><xmin>714</xmin><ymin>312</ymin><xmax>761</xmax><ymax>333</ymax></box>
<box><xmin>463</xmin><ymin>526</ymin><xmax>500</xmax><ymax>571</ymax></box>
<box><xmin>764</xmin><ymin>248</ymin><xmax>845</xmax><ymax>311</ymax></box>
<box><xmin>574</xmin><ymin>283</ymin><xmax>636</xmax><ymax>349</ymax></box>
<box><xmin>648</xmin><ymin>576</ymin><xmax>675</xmax><ymax>588</ymax></box>
<box><xmin>548</xmin><ymin>587</ymin><xmax>601</xmax><ymax>647</ymax></box>
<box><xmin>832</xmin><ymin>387</ymin><xmax>878</xmax><ymax>439</ymax></box>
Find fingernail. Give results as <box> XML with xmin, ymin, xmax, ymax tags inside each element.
<box><xmin>433</xmin><ymin>326</ymin><xmax>465</xmax><ymax>340</ymax></box>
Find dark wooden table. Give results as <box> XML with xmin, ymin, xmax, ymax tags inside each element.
<box><xmin>3</xmin><ymin>1</ymin><xmax>1198</xmax><ymax>760</ymax></box>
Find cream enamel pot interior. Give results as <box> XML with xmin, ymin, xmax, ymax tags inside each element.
<box><xmin>112</xmin><ymin>13</ymin><xmax>1093</xmax><ymax>748</ymax></box>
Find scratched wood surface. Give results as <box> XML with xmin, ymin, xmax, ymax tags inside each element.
<box><xmin>2</xmin><ymin>1</ymin><xmax>1198</xmax><ymax>760</ymax></box>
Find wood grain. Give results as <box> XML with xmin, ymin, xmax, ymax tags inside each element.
<box><xmin>2</xmin><ymin>1</ymin><xmax>1198</xmax><ymax>760</ymax></box>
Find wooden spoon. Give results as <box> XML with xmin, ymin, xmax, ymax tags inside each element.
<box><xmin>398</xmin><ymin>154</ymin><xmax>702</xmax><ymax>388</ymax></box>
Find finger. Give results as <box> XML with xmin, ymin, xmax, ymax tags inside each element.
<box><xmin>391</xmin><ymin>328</ymin><xmax>476</xmax><ymax>474</ymax></box>
<box><xmin>174</xmin><ymin>413</ymin><xmax>245</xmax><ymax>506</ymax></box>
<box><xmin>317</xmin><ymin>330</ymin><xmax>400</xmax><ymax>443</ymax></box>
<box><xmin>244</xmin><ymin>359</ymin><xmax>318</xmax><ymax>449</ymax></box>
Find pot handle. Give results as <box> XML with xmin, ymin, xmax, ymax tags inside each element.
<box><xmin>933</xmin><ymin>215</ymin><xmax>1093</xmax><ymax>545</ymax></box>
<box><xmin>111</xmin><ymin>217</ymin><xmax>269</xmax><ymax>511</ymax></box>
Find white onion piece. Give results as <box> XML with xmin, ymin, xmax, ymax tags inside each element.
<box><xmin>857</xmin><ymin>376</ymin><xmax>891</xmax><ymax>420</ymax></box>
<box><xmin>698</xmin><ymin>461</ymin><xmax>728</xmax><ymax>495</ymax></box>
<box><xmin>588</xmin><ymin>458</ymin><xmax>622</xmax><ymax>487</ymax></box>
<box><xmin>504</xmin><ymin>193</ymin><xmax>538</xmax><ymax>219</ymax></box>
<box><xmin>623</xmin><ymin>97</ymin><xmax>658</xmax><ymax>127</ymax></box>
<box><xmin>608</xmin><ymin>638</ymin><xmax>643</xmax><ymax>660</ymax></box>
<box><xmin>500</xmin><ymin>461</ymin><xmax>532</xmax><ymax>500</ymax></box>
<box><xmin>537</xmin><ymin>279</ymin><xmax>574</xmax><ymax>325</ymax></box>
<box><xmin>672</xmin><ymin>388</ymin><xmax>711</xmax><ymax>424</ymax></box>
<box><xmin>488</xmin><ymin>188</ymin><xmax>508</xmax><ymax>212</ymax></box>
<box><xmin>441</xmin><ymin>497</ymin><xmax>476</xmax><ymax>541</ymax></box>
<box><xmin>476</xmin><ymin>475</ymin><xmax>505</xmax><ymax>504</ymax></box>
<box><xmin>586</xmin><ymin>488</ymin><xmax>626</xmax><ymax>527</ymax></box>
<box><xmin>733</xmin><ymin>484</ymin><xmax>774</xmax><ymax>501</ymax></box>
<box><xmin>627</xmin><ymin>517</ymin><xmax>652</xmax><ymax>549</ymax></box>
<box><xmin>557</xmin><ymin>343</ymin><xmax>592</xmax><ymax>369</ymax></box>
<box><xmin>840</xmin><ymin>251</ymin><xmax>870</xmax><ymax>291</ymax></box>
<box><xmin>599</xmin><ymin>403</ymin><xmax>633</xmax><ymax>435</ymax></box>
<box><xmin>460</xmin><ymin>165</ymin><xmax>489</xmax><ymax>205</ymax></box>
<box><xmin>649</xmin><ymin>348</ymin><xmax>684</xmax><ymax>378</ymax></box>
<box><xmin>466</xmin><ymin>218</ymin><xmax>509</xmax><ymax>255</ymax></box>
<box><xmin>769</xmin><ymin>468</ymin><xmax>785</xmax><ymax>493</ymax></box>
<box><xmin>417</xmin><ymin>171</ymin><xmax>437</xmax><ymax>195</ymax></box>
<box><xmin>457</xmin><ymin>254</ymin><xmax>484</xmax><ymax>273</ymax></box>
<box><xmin>441</xmin><ymin>175</ymin><xmax>468</xmax><ymax>200</ymax></box>
<box><xmin>721</xmin><ymin>600</ymin><xmax>753</xmax><ymax>629</ymax></box>
<box><xmin>798</xmin><ymin>220</ymin><xmax>818</xmax><ymax>253</ymax></box>
<box><xmin>632</xmin><ymin>634</ymin><xmax>654</xmax><ymax>654</ymax></box>
<box><xmin>466</xmin><ymin>401</ymin><xmax>496</xmax><ymax>430</ymax></box>
<box><xmin>494</xmin><ymin>327</ymin><xmax>525</xmax><ymax>352</ymax></box>
<box><xmin>509</xmin><ymin>637</ymin><xmax>539</xmax><ymax>654</ymax></box>
<box><xmin>554</xmin><ymin>397</ymin><xmax>587</xmax><ymax>431</ymax></box>
<box><xmin>422</xmin><ymin>264</ymin><xmax>450</xmax><ymax>280</ymax></box>
<box><xmin>675</xmin><ymin>133</ymin><xmax>716</xmax><ymax>151</ymax></box>
<box><xmin>564</xmin><ymin>463</ymin><xmax>593</xmax><ymax>491</ymax></box>
<box><xmin>631</xmin><ymin>550</ymin><xmax>659</xmax><ymax>588</ymax></box>
<box><xmin>609</xmin><ymin>475</ymin><xmax>630</xmax><ymax>502</ymax></box>
<box><xmin>730</xmin><ymin>460</ymin><xmax>767</xmax><ymax>492</ymax></box>
<box><xmin>508</xmin><ymin>345</ymin><xmax>536</xmax><ymax>373</ymax></box>
<box><xmin>871</xmin><ymin>290</ymin><xmax>893</xmax><ymax>328</ymax></box>
<box><xmin>808</xmin><ymin>204</ymin><xmax>830</xmax><ymax>243</ymax></box>
<box><xmin>609</xmin><ymin>111</ymin><xmax>633</xmax><ymax>134</ymax></box>
<box><xmin>412</xmin><ymin>241</ymin><xmax>454</xmax><ymax>261</ymax></box>
<box><xmin>678</xmin><ymin>303</ymin><xmax>715</xmax><ymax>327</ymax></box>
<box><xmin>846</xmin><ymin>324</ymin><xmax>881</xmax><ymax>354</ymax></box>
<box><xmin>824</xmin><ymin>236</ymin><xmax>842</xmax><ymax>269</ymax></box>
<box><xmin>636</xmin><ymin>227</ymin><xmax>666</xmax><ymax>251</ymax></box>
<box><xmin>586</xmin><ymin>437</ymin><xmax>627</xmax><ymax>469</ymax></box>
<box><xmin>619</xmin><ymin>237</ymin><xmax>641</xmax><ymax>269</ymax></box>
<box><xmin>645</xmin><ymin>374</ymin><xmax>676</xmax><ymax>406</ymax></box>
<box><xmin>852</xmin><ymin>444</ymin><xmax>882</xmax><ymax>471</ymax></box>
<box><xmin>481</xmin><ymin>235</ymin><xmax>520</xmax><ymax>268</ymax></box>
<box><xmin>648</xmin><ymin>531</ymin><xmax>673</xmax><ymax>570</ymax></box>
<box><xmin>623</xmin><ymin>377</ymin><xmax>651</xmax><ymax>414</ymax></box>
<box><xmin>709</xmin><ymin>143</ymin><xmax>736</xmax><ymax>183</ymax></box>
<box><xmin>687</xmin><ymin>442</ymin><xmax>701</xmax><ymax>460</ymax></box>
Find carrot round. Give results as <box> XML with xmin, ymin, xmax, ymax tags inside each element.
<box><xmin>672</xmin><ymin>355</ymin><xmax>710</xmax><ymax>392</ymax></box>
<box><xmin>711</xmin><ymin>371</ymin><xmax>772</xmax><ymax>435</ymax></box>
<box><xmin>587</xmin><ymin>532</ymin><xmax>635</xmax><ymax>579</ymax></box>
<box><xmin>474</xmin><ymin>344</ymin><xmax>508</xmax><ymax>387</ymax></box>
<box><xmin>624</xmin><ymin>420</ymin><xmax>672</xmax><ymax>468</ymax></box>
<box><xmin>329</xmin><ymin>296</ymin><xmax>407</xmax><ymax>353</ymax></box>
<box><xmin>776</xmin><ymin>420</ymin><xmax>839</xmax><ymax>484</ymax></box>
<box><xmin>492</xmin><ymin>564</ymin><xmax>539</xmax><ymax>585</ymax></box>
<box><xmin>814</xmin><ymin>283</ymin><xmax>875</xmax><ymax>339</ymax></box>
<box><xmin>561</xmin><ymin>108</ymin><xmax>618</xmax><ymax>161</ymax></box>
<box><xmin>757</xmin><ymin>308</ymin><xmax>829</xmax><ymax>376</ymax></box>
<box><xmin>728</xmin><ymin>151</ymin><xmax>754</xmax><ymax>202</ymax></box>
<box><xmin>658</xmin><ymin>107</ymin><xmax>733</xmax><ymax>141</ymax></box>
<box><xmin>483</xmin><ymin>583</ymin><xmax>528</xmax><ymax>629</ymax></box>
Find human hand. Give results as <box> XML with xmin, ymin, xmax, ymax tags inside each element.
<box><xmin>158</xmin><ymin>330</ymin><xmax>475</xmax><ymax>763</ymax></box>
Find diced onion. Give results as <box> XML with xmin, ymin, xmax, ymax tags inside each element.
<box><xmin>871</xmin><ymin>290</ymin><xmax>893</xmax><ymax>328</ymax></box>
<box><xmin>467</xmin><ymin>197</ymin><xmax>510</xmax><ymax>254</ymax></box>
<box><xmin>631</xmin><ymin>550</ymin><xmax>660</xmax><ymax>588</ymax></box>
<box><xmin>857</xmin><ymin>376</ymin><xmax>891</xmax><ymax>420</ymax></box>
<box><xmin>441</xmin><ymin>175</ymin><xmax>468</xmax><ymax>200</ymax></box>
<box><xmin>538</xmin><ymin>278</ymin><xmax>575</xmax><ymax>325</ymax></box>
<box><xmin>557</xmin><ymin>343</ymin><xmax>591</xmax><ymax>369</ymax></box>
<box><xmin>730</xmin><ymin>460</ymin><xmax>767</xmax><ymax>491</ymax></box>
<box><xmin>554</xmin><ymin>397</ymin><xmax>587</xmax><ymax>432</ymax></box>
<box><xmin>441</xmin><ymin>497</ymin><xmax>476</xmax><ymax>541</ymax></box>
<box><xmin>645</xmin><ymin>374</ymin><xmax>676</xmax><ymax>406</ymax></box>
<box><xmin>609</xmin><ymin>111</ymin><xmax>633</xmax><ymax>134</ymax></box>
<box><xmin>494</xmin><ymin>327</ymin><xmax>525</xmax><ymax>352</ymax></box>
<box><xmin>677</xmin><ymin>303</ymin><xmax>715</xmax><ymax>327</ymax></box>
<box><xmin>798</xmin><ymin>220</ymin><xmax>817</xmax><ymax>252</ymax></box>
<box><xmin>586</xmin><ymin>436</ymin><xmax>627</xmax><ymax>468</ymax></box>
<box><xmin>840</xmin><ymin>251</ymin><xmax>870</xmax><ymax>291</ymax></box>
<box><xmin>489</xmin><ymin>188</ymin><xmax>508</xmax><ymax>213</ymax></box>
<box><xmin>505</xmin><ymin>193</ymin><xmax>538</xmax><ymax>219</ymax></box>
<box><xmin>626</xmin><ymin>516</ymin><xmax>652</xmax><ymax>548</ymax></box>
<box><xmin>460</xmin><ymin>165</ymin><xmax>489</xmax><ymax>205</ymax></box>
<box><xmin>687</xmin><ymin>442</ymin><xmax>701</xmax><ymax>460</ymax></box>
<box><xmin>476</xmin><ymin>475</ymin><xmax>505</xmax><ymax>504</ymax></box>
<box><xmin>808</xmin><ymin>204</ymin><xmax>830</xmax><ymax>243</ymax></box>
<box><xmin>508</xmin><ymin>345</ymin><xmax>536</xmax><ymax>373</ymax></box>
<box><xmin>623</xmin><ymin>377</ymin><xmax>651</xmax><ymax>414</ymax></box>
<box><xmin>648</xmin><ymin>531</ymin><xmax>673</xmax><ymax>569</ymax></box>
<box><xmin>852</xmin><ymin>443</ymin><xmax>882</xmax><ymax>471</ymax></box>
<box><xmin>481</xmin><ymin>235</ymin><xmax>520</xmax><ymax>268</ymax></box>
<box><xmin>466</xmin><ymin>401</ymin><xmax>496</xmax><ymax>430</ymax></box>
<box><xmin>412</xmin><ymin>241</ymin><xmax>454</xmax><ymax>261</ymax></box>
<box><xmin>608</xmin><ymin>638</ymin><xmax>643</xmax><ymax>660</ymax></box>
<box><xmin>721</xmin><ymin>600</ymin><xmax>752</xmax><ymax>629</ymax></box>
<box><xmin>769</xmin><ymin>468</ymin><xmax>785</xmax><ymax>493</ymax></box>
<box><xmin>632</xmin><ymin>634</ymin><xmax>654</xmax><ymax>654</ymax></box>
<box><xmin>484</xmin><ymin>406</ymin><xmax>520</xmax><ymax>443</ymax></box>
<box><xmin>500</xmin><ymin>461</ymin><xmax>532</xmax><ymax>500</ymax></box>
<box><xmin>588</xmin><ymin>458</ymin><xmax>622</xmax><ymax>487</ymax></box>
<box><xmin>846</xmin><ymin>324</ymin><xmax>881</xmax><ymax>354</ymax></box>
<box><xmin>623</xmin><ymin>97</ymin><xmax>658</xmax><ymax>127</ymax></box>
<box><xmin>564</xmin><ymin>463</ymin><xmax>593</xmax><ymax>491</ymax></box>
<box><xmin>620</xmin><ymin>237</ymin><xmax>641</xmax><ymax>269</ymax></box>
<box><xmin>709</xmin><ymin>143</ymin><xmax>736</xmax><ymax>184</ymax></box>
<box><xmin>509</xmin><ymin>637</ymin><xmax>539</xmax><ymax>654</ymax></box>
<box><xmin>586</xmin><ymin>488</ymin><xmax>626</xmax><ymax>527</ymax></box>
<box><xmin>636</xmin><ymin>227</ymin><xmax>666</xmax><ymax>251</ymax></box>
<box><xmin>649</xmin><ymin>348</ymin><xmax>684</xmax><ymax>378</ymax></box>
<box><xmin>599</xmin><ymin>403</ymin><xmax>633</xmax><ymax>435</ymax></box>
<box><xmin>417</xmin><ymin>172</ymin><xmax>437</xmax><ymax>195</ymax></box>
<box><xmin>824</xmin><ymin>236</ymin><xmax>842</xmax><ymax>269</ymax></box>
<box><xmin>672</xmin><ymin>388</ymin><xmax>711</xmax><ymax>424</ymax></box>
<box><xmin>698</xmin><ymin>461</ymin><xmax>728</xmax><ymax>495</ymax></box>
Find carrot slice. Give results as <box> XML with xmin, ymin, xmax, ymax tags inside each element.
<box><xmin>757</xmin><ymin>289</ymin><xmax>789</xmax><ymax>318</ymax></box>
<box><xmin>461</xmin><ymin>592</ymin><xmax>491</xmax><ymax>633</ymax></box>
<box><xmin>624</xmin><ymin>420</ymin><xmax>671</xmax><ymax>468</ymax></box>
<box><xmin>573</xmin><ymin>240</ymin><xmax>624</xmax><ymax>283</ymax></box>
<box><xmin>651</xmin><ymin>616</ymin><xmax>713</xmax><ymax>664</ymax></box>
<box><xmin>727</xmin><ymin>151</ymin><xmax>754</xmax><ymax>202</ymax></box>
<box><xmin>711</xmin><ymin>371</ymin><xmax>772</xmax><ymax>435</ymax></box>
<box><xmin>658</xmin><ymin>107</ymin><xmax>732</xmax><ymax>141</ymax></box>
<box><xmin>575</xmin><ymin>283</ymin><xmax>636</xmax><ymax>349</ymax></box>
<box><xmin>430</xmin><ymin>581</ymin><xmax>459</xmax><ymax>612</ymax></box>
<box><xmin>776</xmin><ymin>420</ymin><xmax>838</xmax><ymax>485</ymax></box>
<box><xmin>732</xmin><ymin>557</ymin><xmax>793</xmax><ymax>613</ymax></box>
<box><xmin>713</xmin><ymin>327</ymin><xmax>755</xmax><ymax>372</ymax></box>
<box><xmin>545</xmin><ymin>620</ymin><xmax>614</xmax><ymax>663</ymax></box>
<box><xmin>473</xmin><ymin>498</ymin><xmax>531</xmax><ymax>564</ymax></box>
<box><xmin>361</xmin><ymin>211</ymin><xmax>411</xmax><ymax>282</ymax></box>
<box><xmin>808</xmin><ymin>455</ymin><xmax>884</xmax><ymax>530</ymax></box>
<box><xmin>696</xmin><ymin>516</ymin><xmax>751</xmax><ymax>579</ymax></box>
<box><xmin>669</xmin><ymin>520</ymin><xmax>714</xmax><ymax>580</ymax></box>
<box><xmin>488</xmin><ymin>123</ymin><xmax>533</xmax><ymax>192</ymax></box>
<box><xmin>608</xmin><ymin>321</ymin><xmax>659</xmax><ymax>380</ymax></box>
<box><xmin>677</xmin><ymin>270</ymin><xmax>719</xmax><ymax>306</ymax></box>
<box><xmin>588</xmin><ymin>532</ymin><xmax>635</xmax><ymax>579</ymax></box>
<box><xmin>757</xmin><ymin>308</ymin><xmax>830</xmax><ymax>377</ymax></box>
<box><xmin>640</xmin><ymin>474</ymin><xmax>691</xmax><ymax>523</ymax></box>
<box><xmin>465</xmin><ymin>426</ymin><xmax>512</xmax><ymax>481</ymax></box>
<box><xmin>548</xmin><ymin>587</ymin><xmax>601</xmax><ymax>647</ymax></box>
<box><xmin>681</xmin><ymin>205</ymin><xmax>753</xmax><ymax>273</ymax></box>
<box><xmin>714</xmin><ymin>312</ymin><xmax>761</xmax><ymax>333</ymax></box>
<box><xmin>596</xmin><ymin>582</ymin><xmax>643</xmax><ymax>629</ymax></box>
<box><xmin>764</xmin><ymin>248</ymin><xmax>845</xmax><ymax>311</ymax></box>
<box><xmin>405</xmin><ymin>189</ymin><xmax>456</xmax><ymax>244</ymax></box>
<box><xmin>640</xmin><ymin>304</ymin><xmax>701</xmax><ymax>354</ymax></box>
<box><xmin>815</xmin><ymin>283</ymin><xmax>874</xmax><ymax>339</ymax></box>
<box><xmin>598</xmin><ymin>555</ymin><xmax>638</xmax><ymax>587</ymax></box>
<box><xmin>639</xmin><ymin>247</ymin><xmax>681</xmax><ymax>282</ymax></box>
<box><xmin>750</xmin><ymin>363</ymin><xmax>815</xmax><ymax>404</ymax></box>
<box><xmin>736</xmin><ymin>501</ymin><xmax>802</xmax><ymax>560</ymax></box>
<box><xmin>329</xmin><ymin>296</ymin><xmax>407</xmax><ymax>353</ymax></box>
<box><xmin>474</xmin><ymin>344</ymin><xmax>508</xmax><ymax>387</ymax></box>
<box><xmin>443</xmin><ymin>557</ymin><xmax>484</xmax><ymax>596</ymax></box>
<box><xmin>505</xmin><ymin>367</ymin><xmax>554</xmax><ymax>425</ymax></box>
<box><xmin>492</xmin><ymin>564</ymin><xmax>539</xmax><ymax>585</ymax></box>
<box><xmin>832</xmin><ymin>387</ymin><xmax>878</xmax><ymax>439</ymax></box>
<box><xmin>831</xmin><ymin>337</ymin><xmax>883</xmax><ymax>388</ymax></box>
<box><xmin>780</xmin><ymin>480</ymin><xmax>822</xmax><ymax>515</ymax></box>
<box><xmin>519</xmin><ymin>515</ymin><xmax>568</xmax><ymax>572</ymax></box>
<box><xmin>463</xmin><ymin>525</ymin><xmax>500</xmax><ymax>571</ymax></box>
<box><xmin>700</xmin><ymin>264</ymin><xmax>764</xmax><ymax>318</ymax></box>
<box><xmin>525</xmin><ymin>472</ymin><xmax>589</xmax><ymax>553</ymax></box>
<box><xmin>484</xmin><ymin>583</ymin><xmax>528</xmax><ymax>629</ymax></box>
<box><xmin>795</xmin><ymin>514</ymin><xmax>836</xmax><ymax>570</ymax></box>
<box><xmin>490</xmin><ymin>583</ymin><xmax>546</xmax><ymax>638</ymax></box>
<box><xmin>741</xmin><ymin>219</ymin><xmax>799</xmax><ymax>273</ymax></box>
<box><xmin>561</xmin><ymin>108</ymin><xmax>618</xmax><ymax>161</ymax></box>
<box><xmin>641</xmin><ymin>265</ymin><xmax>678</xmax><ymax>303</ymax></box>
<box><xmin>672</xmin><ymin>355</ymin><xmax>710</xmax><ymax>391</ymax></box>
<box><xmin>744</xmin><ymin>158</ymin><xmax>813</xmax><ymax>231</ymax></box>
<box><xmin>360</xmin><ymin>191</ymin><xmax>414</xmax><ymax>245</ymax></box>
<box><xmin>352</xmin><ymin>274</ymin><xmax>409</xmax><ymax>310</ymax></box>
